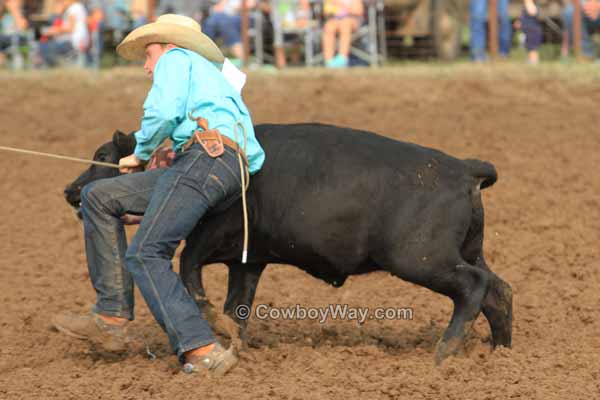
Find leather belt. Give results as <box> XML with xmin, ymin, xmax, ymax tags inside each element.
<box><xmin>182</xmin><ymin>131</ymin><xmax>248</xmax><ymax>167</ymax></box>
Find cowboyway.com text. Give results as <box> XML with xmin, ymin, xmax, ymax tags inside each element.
<box><xmin>234</xmin><ymin>304</ymin><xmax>414</xmax><ymax>324</ymax></box>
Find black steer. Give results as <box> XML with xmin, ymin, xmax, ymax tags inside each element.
<box><xmin>65</xmin><ymin>123</ymin><xmax>512</xmax><ymax>363</ymax></box>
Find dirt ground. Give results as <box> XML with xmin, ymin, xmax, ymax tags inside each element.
<box><xmin>0</xmin><ymin>65</ymin><xmax>599</xmax><ymax>399</ymax></box>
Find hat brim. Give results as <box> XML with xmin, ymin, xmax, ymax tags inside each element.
<box><xmin>117</xmin><ymin>22</ymin><xmax>224</xmax><ymax>63</ymax></box>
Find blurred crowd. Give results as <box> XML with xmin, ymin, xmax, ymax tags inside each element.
<box><xmin>474</xmin><ymin>0</ymin><xmax>600</xmax><ymax>64</ymax></box>
<box><xmin>0</xmin><ymin>0</ymin><xmax>374</xmax><ymax>69</ymax></box>
<box><xmin>1</xmin><ymin>0</ymin><xmax>599</xmax><ymax>70</ymax></box>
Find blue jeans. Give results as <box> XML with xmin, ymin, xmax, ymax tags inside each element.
<box><xmin>38</xmin><ymin>39</ymin><xmax>74</xmax><ymax>67</ymax></box>
<box><xmin>80</xmin><ymin>144</ymin><xmax>243</xmax><ymax>356</ymax></box>
<box><xmin>564</xmin><ymin>4</ymin><xmax>600</xmax><ymax>57</ymax></box>
<box><xmin>203</xmin><ymin>13</ymin><xmax>242</xmax><ymax>47</ymax></box>
<box><xmin>470</xmin><ymin>0</ymin><xmax>512</xmax><ymax>61</ymax></box>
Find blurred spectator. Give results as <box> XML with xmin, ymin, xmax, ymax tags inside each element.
<box><xmin>129</xmin><ymin>0</ymin><xmax>148</xmax><ymax>28</ymax></box>
<box><xmin>0</xmin><ymin>0</ymin><xmax>29</xmax><ymax>67</ymax></box>
<box><xmin>274</xmin><ymin>0</ymin><xmax>309</xmax><ymax>29</ymax></box>
<box><xmin>155</xmin><ymin>0</ymin><xmax>205</xmax><ymax>22</ymax></box>
<box><xmin>85</xmin><ymin>0</ymin><xmax>132</xmax><ymax>67</ymax></box>
<box><xmin>86</xmin><ymin>0</ymin><xmax>130</xmax><ymax>33</ymax></box>
<box><xmin>322</xmin><ymin>0</ymin><xmax>363</xmax><ymax>68</ymax></box>
<box><xmin>564</xmin><ymin>0</ymin><xmax>600</xmax><ymax>58</ymax></box>
<box><xmin>203</xmin><ymin>0</ymin><xmax>251</xmax><ymax>65</ymax></box>
<box><xmin>521</xmin><ymin>0</ymin><xmax>542</xmax><ymax>64</ymax></box>
<box><xmin>469</xmin><ymin>0</ymin><xmax>511</xmax><ymax>62</ymax></box>
<box><xmin>38</xmin><ymin>0</ymin><xmax>89</xmax><ymax>67</ymax></box>
<box><xmin>322</xmin><ymin>0</ymin><xmax>364</xmax><ymax>68</ymax></box>
<box><xmin>270</xmin><ymin>0</ymin><xmax>311</xmax><ymax>67</ymax></box>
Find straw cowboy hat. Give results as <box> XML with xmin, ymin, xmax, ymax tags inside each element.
<box><xmin>117</xmin><ymin>14</ymin><xmax>224</xmax><ymax>63</ymax></box>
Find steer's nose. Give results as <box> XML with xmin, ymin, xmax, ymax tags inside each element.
<box><xmin>64</xmin><ymin>185</ymin><xmax>81</xmax><ymax>207</ymax></box>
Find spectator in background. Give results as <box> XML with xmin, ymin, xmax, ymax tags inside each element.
<box><xmin>86</xmin><ymin>0</ymin><xmax>132</xmax><ymax>67</ymax></box>
<box><xmin>322</xmin><ymin>0</ymin><xmax>363</xmax><ymax>68</ymax></box>
<box><xmin>203</xmin><ymin>0</ymin><xmax>249</xmax><ymax>65</ymax></box>
<box><xmin>469</xmin><ymin>0</ymin><xmax>511</xmax><ymax>62</ymax></box>
<box><xmin>38</xmin><ymin>0</ymin><xmax>89</xmax><ymax>67</ymax></box>
<box><xmin>564</xmin><ymin>0</ymin><xmax>600</xmax><ymax>58</ymax></box>
<box><xmin>521</xmin><ymin>0</ymin><xmax>542</xmax><ymax>64</ymax></box>
<box><xmin>155</xmin><ymin>0</ymin><xmax>205</xmax><ymax>22</ymax></box>
<box><xmin>0</xmin><ymin>0</ymin><xmax>29</xmax><ymax>67</ymax></box>
<box><xmin>270</xmin><ymin>0</ymin><xmax>311</xmax><ymax>67</ymax></box>
<box><xmin>129</xmin><ymin>0</ymin><xmax>148</xmax><ymax>28</ymax></box>
<box><xmin>87</xmin><ymin>0</ymin><xmax>130</xmax><ymax>34</ymax></box>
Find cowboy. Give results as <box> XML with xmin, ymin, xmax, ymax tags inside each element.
<box><xmin>52</xmin><ymin>14</ymin><xmax>265</xmax><ymax>376</ymax></box>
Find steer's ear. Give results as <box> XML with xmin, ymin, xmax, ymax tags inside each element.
<box><xmin>112</xmin><ymin>130</ymin><xmax>137</xmax><ymax>156</ymax></box>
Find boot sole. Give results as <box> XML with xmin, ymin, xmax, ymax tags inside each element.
<box><xmin>53</xmin><ymin>323</ymin><xmax>89</xmax><ymax>340</ymax></box>
<box><xmin>53</xmin><ymin>320</ymin><xmax>128</xmax><ymax>352</ymax></box>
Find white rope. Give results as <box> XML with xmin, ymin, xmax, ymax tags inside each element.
<box><xmin>234</xmin><ymin>121</ymin><xmax>250</xmax><ymax>264</ymax></box>
<box><xmin>0</xmin><ymin>145</ymin><xmax>120</xmax><ymax>169</ymax></box>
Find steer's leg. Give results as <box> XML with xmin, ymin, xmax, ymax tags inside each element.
<box><xmin>223</xmin><ymin>263</ymin><xmax>267</xmax><ymax>349</ymax></box>
<box><xmin>477</xmin><ymin>256</ymin><xmax>513</xmax><ymax>348</ymax></box>
<box><xmin>380</xmin><ymin>249</ymin><xmax>490</xmax><ymax>365</ymax></box>
<box><xmin>459</xmin><ymin>197</ymin><xmax>513</xmax><ymax>349</ymax></box>
<box><xmin>431</xmin><ymin>261</ymin><xmax>490</xmax><ymax>365</ymax></box>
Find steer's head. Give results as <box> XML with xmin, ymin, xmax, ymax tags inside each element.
<box><xmin>64</xmin><ymin>130</ymin><xmax>136</xmax><ymax>218</ymax></box>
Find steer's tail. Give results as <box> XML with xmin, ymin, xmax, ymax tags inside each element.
<box><xmin>464</xmin><ymin>159</ymin><xmax>497</xmax><ymax>190</ymax></box>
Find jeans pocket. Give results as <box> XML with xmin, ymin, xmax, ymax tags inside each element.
<box><xmin>203</xmin><ymin>154</ymin><xmax>242</xmax><ymax>205</ymax></box>
<box><xmin>216</xmin><ymin>150</ymin><xmax>243</xmax><ymax>187</ymax></box>
<box><xmin>204</xmin><ymin>173</ymin><xmax>228</xmax><ymax>198</ymax></box>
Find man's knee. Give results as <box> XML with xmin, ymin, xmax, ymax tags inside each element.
<box><xmin>125</xmin><ymin>240</ymin><xmax>173</xmax><ymax>272</ymax></box>
<box><xmin>81</xmin><ymin>179</ymin><xmax>117</xmax><ymax>215</ymax></box>
<box><xmin>81</xmin><ymin>181</ymin><xmax>103</xmax><ymax>209</ymax></box>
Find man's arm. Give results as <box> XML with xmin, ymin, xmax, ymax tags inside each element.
<box><xmin>120</xmin><ymin>50</ymin><xmax>192</xmax><ymax>173</ymax></box>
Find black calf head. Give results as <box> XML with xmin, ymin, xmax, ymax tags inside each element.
<box><xmin>64</xmin><ymin>130</ymin><xmax>136</xmax><ymax>217</ymax></box>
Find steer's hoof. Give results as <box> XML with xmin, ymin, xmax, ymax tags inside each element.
<box><xmin>214</xmin><ymin>313</ymin><xmax>243</xmax><ymax>350</ymax></box>
<box><xmin>434</xmin><ymin>336</ymin><xmax>463</xmax><ymax>365</ymax></box>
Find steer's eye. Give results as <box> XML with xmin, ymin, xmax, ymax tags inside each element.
<box><xmin>96</xmin><ymin>154</ymin><xmax>107</xmax><ymax>161</ymax></box>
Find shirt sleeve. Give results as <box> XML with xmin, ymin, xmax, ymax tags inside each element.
<box><xmin>133</xmin><ymin>49</ymin><xmax>191</xmax><ymax>161</ymax></box>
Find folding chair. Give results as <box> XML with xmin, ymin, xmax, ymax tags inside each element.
<box><xmin>8</xmin><ymin>32</ymin><xmax>25</xmax><ymax>69</ymax></box>
<box><xmin>248</xmin><ymin>8</ymin><xmax>267</xmax><ymax>65</ymax></box>
<box><xmin>7</xmin><ymin>29</ymin><xmax>35</xmax><ymax>70</ymax></box>
<box><xmin>348</xmin><ymin>0</ymin><xmax>385</xmax><ymax>66</ymax></box>
<box><xmin>269</xmin><ymin>0</ymin><xmax>322</xmax><ymax>66</ymax></box>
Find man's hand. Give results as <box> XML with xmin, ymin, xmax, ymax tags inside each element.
<box><xmin>120</xmin><ymin>214</ymin><xmax>144</xmax><ymax>225</ymax></box>
<box><xmin>119</xmin><ymin>154</ymin><xmax>144</xmax><ymax>174</ymax></box>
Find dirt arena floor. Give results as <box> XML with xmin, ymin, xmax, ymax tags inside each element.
<box><xmin>0</xmin><ymin>65</ymin><xmax>599</xmax><ymax>399</ymax></box>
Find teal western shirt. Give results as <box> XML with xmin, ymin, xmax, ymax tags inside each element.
<box><xmin>133</xmin><ymin>48</ymin><xmax>265</xmax><ymax>174</ymax></box>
